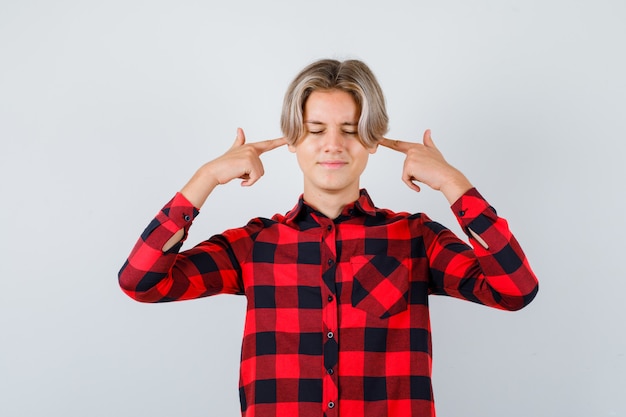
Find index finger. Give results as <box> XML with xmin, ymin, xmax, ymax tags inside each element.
<box><xmin>249</xmin><ymin>137</ymin><xmax>288</xmax><ymax>154</ymax></box>
<box><xmin>379</xmin><ymin>137</ymin><xmax>414</xmax><ymax>154</ymax></box>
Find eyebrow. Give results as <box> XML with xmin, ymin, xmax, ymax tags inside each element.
<box><xmin>304</xmin><ymin>120</ymin><xmax>358</xmax><ymax>126</ymax></box>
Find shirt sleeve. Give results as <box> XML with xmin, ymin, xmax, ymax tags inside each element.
<box><xmin>425</xmin><ymin>188</ymin><xmax>539</xmax><ymax>311</ymax></box>
<box><xmin>118</xmin><ymin>192</ymin><xmax>248</xmax><ymax>303</ymax></box>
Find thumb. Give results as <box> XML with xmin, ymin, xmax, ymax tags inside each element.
<box><xmin>231</xmin><ymin>127</ymin><xmax>246</xmax><ymax>149</ymax></box>
<box><xmin>423</xmin><ymin>129</ymin><xmax>436</xmax><ymax>149</ymax></box>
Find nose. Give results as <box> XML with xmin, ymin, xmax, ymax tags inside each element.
<box><xmin>322</xmin><ymin>128</ymin><xmax>344</xmax><ymax>151</ymax></box>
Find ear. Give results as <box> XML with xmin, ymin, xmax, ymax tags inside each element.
<box><xmin>368</xmin><ymin>142</ymin><xmax>379</xmax><ymax>154</ymax></box>
<box><xmin>288</xmin><ymin>143</ymin><xmax>297</xmax><ymax>153</ymax></box>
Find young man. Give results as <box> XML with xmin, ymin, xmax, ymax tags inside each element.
<box><xmin>119</xmin><ymin>59</ymin><xmax>538</xmax><ymax>417</ymax></box>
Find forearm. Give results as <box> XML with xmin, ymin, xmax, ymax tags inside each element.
<box><xmin>120</xmin><ymin>130</ymin><xmax>284</xmax><ymax>300</ymax></box>
<box><xmin>118</xmin><ymin>193</ymin><xmax>198</xmax><ymax>302</ymax></box>
<box><xmin>161</xmin><ymin>131</ymin><xmax>285</xmax><ymax>250</ymax></box>
<box><xmin>118</xmin><ymin>192</ymin><xmax>247</xmax><ymax>303</ymax></box>
<box><xmin>430</xmin><ymin>188</ymin><xmax>539</xmax><ymax>310</ymax></box>
<box><xmin>180</xmin><ymin>162</ymin><xmax>221</xmax><ymax>209</ymax></box>
<box><xmin>439</xmin><ymin>169</ymin><xmax>473</xmax><ymax>206</ymax></box>
<box><xmin>162</xmin><ymin>164</ymin><xmax>220</xmax><ymax>251</ymax></box>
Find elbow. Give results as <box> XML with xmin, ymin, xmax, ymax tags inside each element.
<box><xmin>499</xmin><ymin>283</ymin><xmax>539</xmax><ymax>311</ymax></box>
<box><xmin>118</xmin><ymin>263</ymin><xmax>164</xmax><ymax>303</ymax></box>
<box><xmin>118</xmin><ymin>282</ymin><xmax>163</xmax><ymax>303</ymax></box>
<box><xmin>118</xmin><ymin>274</ymin><xmax>147</xmax><ymax>303</ymax></box>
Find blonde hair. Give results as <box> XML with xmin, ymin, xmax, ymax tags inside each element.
<box><xmin>280</xmin><ymin>59</ymin><xmax>388</xmax><ymax>147</ymax></box>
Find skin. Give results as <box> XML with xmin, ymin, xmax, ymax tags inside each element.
<box><xmin>288</xmin><ymin>89</ymin><xmax>378</xmax><ymax>219</ymax></box>
<box><xmin>162</xmin><ymin>88</ymin><xmax>473</xmax><ymax>251</ymax></box>
<box><xmin>162</xmin><ymin>129</ymin><xmax>286</xmax><ymax>251</ymax></box>
<box><xmin>379</xmin><ymin>130</ymin><xmax>473</xmax><ymax>206</ymax></box>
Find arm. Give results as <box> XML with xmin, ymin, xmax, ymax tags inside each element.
<box><xmin>118</xmin><ymin>192</ymin><xmax>246</xmax><ymax>302</ymax></box>
<box><xmin>381</xmin><ymin>130</ymin><xmax>538</xmax><ymax>310</ymax></box>
<box><xmin>118</xmin><ymin>129</ymin><xmax>286</xmax><ymax>302</ymax></box>
<box><xmin>163</xmin><ymin>128</ymin><xmax>286</xmax><ymax>251</ymax></box>
<box><xmin>424</xmin><ymin>189</ymin><xmax>538</xmax><ymax>310</ymax></box>
<box><xmin>380</xmin><ymin>129</ymin><xmax>473</xmax><ymax>205</ymax></box>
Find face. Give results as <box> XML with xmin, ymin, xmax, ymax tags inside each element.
<box><xmin>288</xmin><ymin>89</ymin><xmax>377</xmax><ymax>201</ymax></box>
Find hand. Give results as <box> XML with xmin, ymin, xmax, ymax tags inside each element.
<box><xmin>181</xmin><ymin>128</ymin><xmax>287</xmax><ymax>208</ymax></box>
<box><xmin>210</xmin><ymin>127</ymin><xmax>287</xmax><ymax>187</ymax></box>
<box><xmin>380</xmin><ymin>129</ymin><xmax>472</xmax><ymax>204</ymax></box>
<box><xmin>163</xmin><ymin>128</ymin><xmax>286</xmax><ymax>252</ymax></box>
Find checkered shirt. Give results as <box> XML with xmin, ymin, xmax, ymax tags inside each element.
<box><xmin>119</xmin><ymin>188</ymin><xmax>538</xmax><ymax>417</ymax></box>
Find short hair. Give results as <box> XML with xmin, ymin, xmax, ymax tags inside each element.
<box><xmin>280</xmin><ymin>59</ymin><xmax>389</xmax><ymax>147</ymax></box>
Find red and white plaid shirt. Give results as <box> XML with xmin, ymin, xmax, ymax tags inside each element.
<box><xmin>119</xmin><ymin>188</ymin><xmax>538</xmax><ymax>417</ymax></box>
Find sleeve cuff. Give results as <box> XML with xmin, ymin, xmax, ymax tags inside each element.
<box><xmin>451</xmin><ymin>188</ymin><xmax>494</xmax><ymax>219</ymax></box>
<box><xmin>162</xmin><ymin>192</ymin><xmax>200</xmax><ymax>229</ymax></box>
<box><xmin>450</xmin><ymin>188</ymin><xmax>499</xmax><ymax>237</ymax></box>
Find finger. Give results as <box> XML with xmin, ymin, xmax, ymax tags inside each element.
<box><xmin>422</xmin><ymin>129</ymin><xmax>436</xmax><ymax>149</ymax></box>
<box><xmin>240</xmin><ymin>165</ymin><xmax>265</xmax><ymax>187</ymax></box>
<box><xmin>379</xmin><ymin>137</ymin><xmax>413</xmax><ymax>154</ymax></box>
<box><xmin>403</xmin><ymin>175</ymin><xmax>422</xmax><ymax>193</ymax></box>
<box><xmin>230</xmin><ymin>127</ymin><xmax>246</xmax><ymax>149</ymax></box>
<box><xmin>249</xmin><ymin>137</ymin><xmax>288</xmax><ymax>155</ymax></box>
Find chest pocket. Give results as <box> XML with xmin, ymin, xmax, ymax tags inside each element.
<box><xmin>350</xmin><ymin>255</ymin><xmax>409</xmax><ymax>319</ymax></box>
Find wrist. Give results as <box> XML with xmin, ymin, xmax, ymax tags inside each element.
<box><xmin>440</xmin><ymin>172</ymin><xmax>473</xmax><ymax>205</ymax></box>
<box><xmin>180</xmin><ymin>164</ymin><xmax>220</xmax><ymax>209</ymax></box>
<box><xmin>196</xmin><ymin>162</ymin><xmax>222</xmax><ymax>188</ymax></box>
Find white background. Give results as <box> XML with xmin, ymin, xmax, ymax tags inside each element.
<box><xmin>1</xmin><ymin>1</ymin><xmax>625</xmax><ymax>416</ymax></box>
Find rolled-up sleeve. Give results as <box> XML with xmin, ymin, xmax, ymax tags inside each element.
<box><xmin>118</xmin><ymin>192</ymin><xmax>247</xmax><ymax>303</ymax></box>
<box><xmin>427</xmin><ymin>188</ymin><xmax>539</xmax><ymax>311</ymax></box>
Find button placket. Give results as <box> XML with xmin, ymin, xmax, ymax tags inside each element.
<box><xmin>319</xmin><ymin>219</ymin><xmax>338</xmax><ymax>416</ymax></box>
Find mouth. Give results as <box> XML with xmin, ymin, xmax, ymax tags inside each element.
<box><xmin>318</xmin><ymin>161</ymin><xmax>348</xmax><ymax>169</ymax></box>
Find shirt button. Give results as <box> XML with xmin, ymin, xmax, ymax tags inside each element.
<box><xmin>183</xmin><ymin>214</ymin><xmax>191</xmax><ymax>222</ymax></box>
<box><xmin>328</xmin><ymin>401</ymin><xmax>335</xmax><ymax>409</ymax></box>
<box><xmin>327</xmin><ymin>331</ymin><xmax>334</xmax><ymax>339</ymax></box>
<box><xmin>458</xmin><ymin>210</ymin><xmax>466</xmax><ymax>216</ymax></box>
<box><xmin>327</xmin><ymin>295</ymin><xmax>333</xmax><ymax>302</ymax></box>
<box><xmin>327</xmin><ymin>368</ymin><xmax>334</xmax><ymax>375</ymax></box>
<box><xmin>327</xmin><ymin>259</ymin><xmax>334</xmax><ymax>266</ymax></box>
<box><xmin>327</xmin><ymin>225</ymin><xmax>332</xmax><ymax>231</ymax></box>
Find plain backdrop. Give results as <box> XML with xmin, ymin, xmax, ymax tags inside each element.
<box><xmin>1</xmin><ymin>0</ymin><xmax>625</xmax><ymax>416</ymax></box>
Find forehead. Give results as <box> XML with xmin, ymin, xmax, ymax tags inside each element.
<box><xmin>304</xmin><ymin>89</ymin><xmax>359</xmax><ymax>122</ymax></box>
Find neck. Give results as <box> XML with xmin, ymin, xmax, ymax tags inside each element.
<box><xmin>302</xmin><ymin>188</ymin><xmax>360</xmax><ymax>219</ymax></box>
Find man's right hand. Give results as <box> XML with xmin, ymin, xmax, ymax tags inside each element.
<box><xmin>181</xmin><ymin>128</ymin><xmax>287</xmax><ymax>209</ymax></box>
<box><xmin>162</xmin><ymin>128</ymin><xmax>286</xmax><ymax>252</ymax></box>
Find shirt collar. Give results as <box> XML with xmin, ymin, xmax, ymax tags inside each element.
<box><xmin>284</xmin><ymin>189</ymin><xmax>378</xmax><ymax>225</ymax></box>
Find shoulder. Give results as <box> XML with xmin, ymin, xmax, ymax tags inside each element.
<box><xmin>372</xmin><ymin>205</ymin><xmax>429</xmax><ymax>224</ymax></box>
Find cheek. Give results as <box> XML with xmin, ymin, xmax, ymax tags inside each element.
<box><xmin>295</xmin><ymin>148</ymin><xmax>312</xmax><ymax>171</ymax></box>
<box><xmin>351</xmin><ymin>146</ymin><xmax>371</xmax><ymax>164</ymax></box>
<box><xmin>356</xmin><ymin>155</ymin><xmax>370</xmax><ymax>170</ymax></box>
<box><xmin>294</xmin><ymin>141</ymin><xmax>318</xmax><ymax>162</ymax></box>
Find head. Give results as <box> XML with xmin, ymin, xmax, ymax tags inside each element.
<box><xmin>280</xmin><ymin>59</ymin><xmax>389</xmax><ymax>148</ymax></box>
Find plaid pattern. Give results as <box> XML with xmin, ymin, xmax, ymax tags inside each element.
<box><xmin>119</xmin><ymin>188</ymin><xmax>538</xmax><ymax>417</ymax></box>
